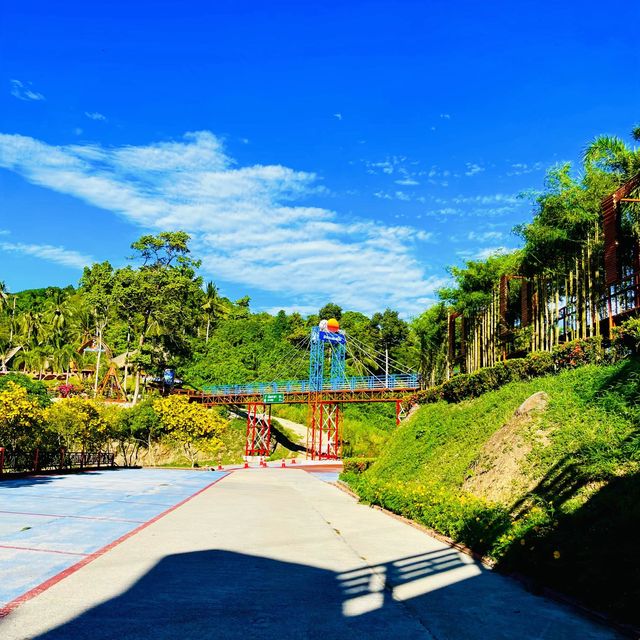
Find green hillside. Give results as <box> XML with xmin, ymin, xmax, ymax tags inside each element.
<box><xmin>343</xmin><ymin>359</ymin><xmax>640</xmax><ymax>628</ymax></box>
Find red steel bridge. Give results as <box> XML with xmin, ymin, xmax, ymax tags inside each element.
<box><xmin>175</xmin><ymin>320</ymin><xmax>420</xmax><ymax>461</ymax></box>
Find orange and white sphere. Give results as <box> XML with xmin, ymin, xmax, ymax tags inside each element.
<box><xmin>327</xmin><ymin>318</ymin><xmax>340</xmax><ymax>332</ymax></box>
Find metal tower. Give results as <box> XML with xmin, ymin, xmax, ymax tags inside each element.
<box><xmin>307</xmin><ymin>322</ymin><xmax>346</xmax><ymax>460</ymax></box>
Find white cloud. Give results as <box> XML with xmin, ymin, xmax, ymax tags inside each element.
<box><xmin>507</xmin><ymin>161</ymin><xmax>545</xmax><ymax>176</ymax></box>
<box><xmin>439</xmin><ymin>113</ymin><xmax>451</xmax><ymax>119</ymax></box>
<box><xmin>84</xmin><ymin>111</ymin><xmax>107</xmax><ymax>121</ymax></box>
<box><xmin>457</xmin><ymin>246</ymin><xmax>511</xmax><ymax>261</ymax></box>
<box><xmin>0</xmin><ymin>131</ymin><xmax>440</xmax><ymax>315</ymax></box>
<box><xmin>0</xmin><ymin>229</ymin><xmax>10</xmax><ymax>236</ymax></box>
<box><xmin>0</xmin><ymin>241</ymin><xmax>93</xmax><ymax>269</ymax></box>
<box><xmin>465</xmin><ymin>163</ymin><xmax>484</xmax><ymax>176</ymax></box>
<box><xmin>10</xmin><ymin>80</ymin><xmax>45</xmax><ymax>102</ymax></box>
<box><xmin>334</xmin><ymin>113</ymin><xmax>343</xmax><ymax>120</ymax></box>
<box><xmin>467</xmin><ymin>230</ymin><xmax>505</xmax><ymax>242</ymax></box>
<box><xmin>394</xmin><ymin>177</ymin><xmax>419</xmax><ymax>186</ymax></box>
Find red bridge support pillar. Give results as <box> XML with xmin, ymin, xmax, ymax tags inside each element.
<box><xmin>307</xmin><ymin>402</ymin><xmax>342</xmax><ymax>461</ymax></box>
<box><xmin>245</xmin><ymin>403</ymin><xmax>271</xmax><ymax>458</ymax></box>
<box><xmin>395</xmin><ymin>400</ymin><xmax>409</xmax><ymax>426</ymax></box>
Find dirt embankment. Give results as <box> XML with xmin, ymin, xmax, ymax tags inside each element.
<box><xmin>463</xmin><ymin>392</ymin><xmax>551</xmax><ymax>504</ymax></box>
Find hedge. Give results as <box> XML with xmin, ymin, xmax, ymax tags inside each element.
<box><xmin>414</xmin><ymin>337</ymin><xmax>605</xmax><ymax>406</ymax></box>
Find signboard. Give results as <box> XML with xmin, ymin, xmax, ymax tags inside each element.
<box><xmin>319</xmin><ymin>330</ymin><xmax>346</xmax><ymax>344</ymax></box>
<box><xmin>263</xmin><ymin>393</ymin><xmax>284</xmax><ymax>404</ymax></box>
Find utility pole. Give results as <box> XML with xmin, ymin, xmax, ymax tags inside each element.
<box><xmin>385</xmin><ymin>347</ymin><xmax>389</xmax><ymax>388</ymax></box>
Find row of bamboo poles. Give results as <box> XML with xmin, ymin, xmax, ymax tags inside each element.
<box><xmin>452</xmin><ymin>230</ymin><xmax>608</xmax><ymax>376</ymax></box>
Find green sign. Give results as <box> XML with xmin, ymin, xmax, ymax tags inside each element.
<box><xmin>263</xmin><ymin>393</ymin><xmax>285</xmax><ymax>404</ymax></box>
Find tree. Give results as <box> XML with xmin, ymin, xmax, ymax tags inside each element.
<box><xmin>80</xmin><ymin>262</ymin><xmax>116</xmax><ymax>397</ymax></box>
<box><xmin>318</xmin><ymin>303</ymin><xmax>342</xmax><ymax>321</ymax></box>
<box><xmin>0</xmin><ymin>382</ymin><xmax>44</xmax><ymax>450</ymax></box>
<box><xmin>114</xmin><ymin>232</ymin><xmax>203</xmax><ymax>403</ymax></box>
<box><xmin>153</xmin><ymin>395</ymin><xmax>225</xmax><ymax>467</ymax></box>
<box><xmin>45</xmin><ymin>398</ymin><xmax>110</xmax><ymax>453</ymax></box>
<box><xmin>202</xmin><ymin>281</ymin><xmax>229</xmax><ymax>343</ymax></box>
<box><xmin>411</xmin><ymin>303</ymin><xmax>449</xmax><ymax>385</ymax></box>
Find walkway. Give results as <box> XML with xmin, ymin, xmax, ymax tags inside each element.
<box><xmin>0</xmin><ymin>469</ymin><xmax>623</xmax><ymax>639</ymax></box>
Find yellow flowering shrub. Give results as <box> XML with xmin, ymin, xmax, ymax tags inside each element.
<box><xmin>0</xmin><ymin>382</ymin><xmax>44</xmax><ymax>449</ymax></box>
<box><xmin>153</xmin><ymin>395</ymin><xmax>226</xmax><ymax>467</ymax></box>
<box><xmin>45</xmin><ymin>397</ymin><xmax>110</xmax><ymax>452</ymax></box>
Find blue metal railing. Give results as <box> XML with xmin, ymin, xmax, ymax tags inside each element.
<box><xmin>200</xmin><ymin>373</ymin><xmax>419</xmax><ymax>397</ymax></box>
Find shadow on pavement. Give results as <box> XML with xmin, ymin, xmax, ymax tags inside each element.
<box><xmin>29</xmin><ymin>548</ymin><xmax>619</xmax><ymax>640</ymax></box>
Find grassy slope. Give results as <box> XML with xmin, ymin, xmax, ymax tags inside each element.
<box><xmin>273</xmin><ymin>402</ymin><xmax>397</xmax><ymax>458</ymax></box>
<box><xmin>347</xmin><ymin>358</ymin><xmax>640</xmax><ymax>627</ymax></box>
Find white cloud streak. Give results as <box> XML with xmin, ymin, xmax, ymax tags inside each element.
<box><xmin>0</xmin><ymin>131</ymin><xmax>440</xmax><ymax>315</ymax></box>
<box><xmin>0</xmin><ymin>241</ymin><xmax>93</xmax><ymax>269</ymax></box>
<box><xmin>85</xmin><ymin>111</ymin><xmax>107</xmax><ymax>121</ymax></box>
<box><xmin>10</xmin><ymin>80</ymin><xmax>45</xmax><ymax>102</ymax></box>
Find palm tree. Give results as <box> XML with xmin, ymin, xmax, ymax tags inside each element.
<box><xmin>202</xmin><ymin>282</ymin><xmax>229</xmax><ymax>343</ymax></box>
<box><xmin>0</xmin><ymin>281</ymin><xmax>8</xmax><ymax>312</ymax></box>
<box><xmin>583</xmin><ymin>131</ymin><xmax>640</xmax><ymax>180</ymax></box>
<box><xmin>44</xmin><ymin>289</ymin><xmax>72</xmax><ymax>350</ymax></box>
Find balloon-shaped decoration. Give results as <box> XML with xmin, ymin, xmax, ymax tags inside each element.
<box><xmin>327</xmin><ymin>318</ymin><xmax>340</xmax><ymax>332</ymax></box>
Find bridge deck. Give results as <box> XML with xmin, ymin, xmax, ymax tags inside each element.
<box><xmin>176</xmin><ymin>386</ymin><xmax>419</xmax><ymax>406</ymax></box>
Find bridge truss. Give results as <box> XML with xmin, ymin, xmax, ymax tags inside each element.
<box><xmin>176</xmin><ymin>321</ymin><xmax>419</xmax><ymax>461</ymax></box>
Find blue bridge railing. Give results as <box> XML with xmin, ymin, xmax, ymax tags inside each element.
<box><xmin>200</xmin><ymin>373</ymin><xmax>420</xmax><ymax>397</ymax></box>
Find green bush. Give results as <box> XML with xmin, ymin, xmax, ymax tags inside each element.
<box><xmin>551</xmin><ymin>336</ymin><xmax>603</xmax><ymax>369</ymax></box>
<box><xmin>416</xmin><ymin>338</ymin><xmax>604</xmax><ymax>407</ymax></box>
<box><xmin>342</xmin><ymin>457</ymin><xmax>377</xmax><ymax>474</ymax></box>
<box><xmin>0</xmin><ymin>373</ymin><xmax>50</xmax><ymax>407</ymax></box>
<box><xmin>525</xmin><ymin>351</ymin><xmax>554</xmax><ymax>376</ymax></box>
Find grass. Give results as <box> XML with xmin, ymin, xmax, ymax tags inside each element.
<box><xmin>343</xmin><ymin>358</ymin><xmax>640</xmax><ymax>627</ymax></box>
<box><xmin>272</xmin><ymin>402</ymin><xmax>397</xmax><ymax>458</ymax></box>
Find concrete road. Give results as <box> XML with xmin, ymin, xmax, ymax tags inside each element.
<box><xmin>0</xmin><ymin>469</ymin><xmax>623</xmax><ymax>639</ymax></box>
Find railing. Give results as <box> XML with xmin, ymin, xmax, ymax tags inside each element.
<box><xmin>198</xmin><ymin>373</ymin><xmax>420</xmax><ymax>398</ymax></box>
<box><xmin>0</xmin><ymin>446</ymin><xmax>115</xmax><ymax>475</ymax></box>
<box><xmin>557</xmin><ymin>270</ymin><xmax>640</xmax><ymax>337</ymax></box>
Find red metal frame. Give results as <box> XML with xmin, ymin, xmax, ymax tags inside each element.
<box><xmin>245</xmin><ymin>403</ymin><xmax>271</xmax><ymax>457</ymax></box>
<box><xmin>307</xmin><ymin>402</ymin><xmax>341</xmax><ymax>460</ymax></box>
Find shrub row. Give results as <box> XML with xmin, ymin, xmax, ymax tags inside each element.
<box><xmin>414</xmin><ymin>336</ymin><xmax>605</xmax><ymax>405</ymax></box>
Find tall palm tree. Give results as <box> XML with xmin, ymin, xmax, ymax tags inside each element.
<box><xmin>0</xmin><ymin>281</ymin><xmax>9</xmax><ymax>312</ymax></box>
<box><xmin>44</xmin><ymin>289</ymin><xmax>72</xmax><ymax>350</ymax></box>
<box><xmin>583</xmin><ymin>131</ymin><xmax>640</xmax><ymax>180</ymax></box>
<box><xmin>202</xmin><ymin>281</ymin><xmax>229</xmax><ymax>343</ymax></box>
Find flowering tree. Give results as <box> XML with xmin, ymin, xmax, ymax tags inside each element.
<box><xmin>0</xmin><ymin>382</ymin><xmax>44</xmax><ymax>449</ymax></box>
<box><xmin>153</xmin><ymin>395</ymin><xmax>225</xmax><ymax>467</ymax></box>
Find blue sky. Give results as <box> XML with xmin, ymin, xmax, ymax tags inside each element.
<box><xmin>1</xmin><ymin>0</ymin><xmax>638</xmax><ymax>317</ymax></box>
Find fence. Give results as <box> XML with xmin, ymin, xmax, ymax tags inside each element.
<box><xmin>0</xmin><ymin>446</ymin><xmax>115</xmax><ymax>475</ymax></box>
<box><xmin>198</xmin><ymin>373</ymin><xmax>420</xmax><ymax>398</ymax></box>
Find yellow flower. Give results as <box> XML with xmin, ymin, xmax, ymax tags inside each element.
<box><xmin>553</xmin><ymin>550</ymin><xmax>561</xmax><ymax>559</ymax></box>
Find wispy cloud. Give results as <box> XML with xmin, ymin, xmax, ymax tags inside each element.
<box><xmin>84</xmin><ymin>111</ymin><xmax>107</xmax><ymax>121</ymax></box>
<box><xmin>0</xmin><ymin>241</ymin><xmax>93</xmax><ymax>269</ymax></box>
<box><xmin>394</xmin><ymin>177</ymin><xmax>419</xmax><ymax>186</ymax></box>
<box><xmin>465</xmin><ymin>162</ymin><xmax>484</xmax><ymax>176</ymax></box>
<box><xmin>456</xmin><ymin>246</ymin><xmax>512</xmax><ymax>261</ymax></box>
<box><xmin>467</xmin><ymin>230</ymin><xmax>505</xmax><ymax>242</ymax></box>
<box><xmin>439</xmin><ymin>113</ymin><xmax>451</xmax><ymax>119</ymax></box>
<box><xmin>10</xmin><ymin>80</ymin><xmax>45</xmax><ymax>102</ymax></box>
<box><xmin>0</xmin><ymin>131</ymin><xmax>440</xmax><ymax>315</ymax></box>
<box><xmin>333</xmin><ymin>113</ymin><xmax>343</xmax><ymax>121</ymax></box>
<box><xmin>506</xmin><ymin>161</ymin><xmax>545</xmax><ymax>176</ymax></box>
